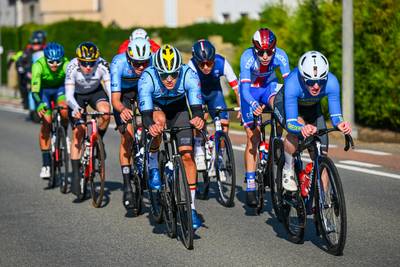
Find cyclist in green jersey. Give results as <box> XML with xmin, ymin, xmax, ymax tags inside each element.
<box><xmin>31</xmin><ymin>42</ymin><xmax>69</xmax><ymax>179</ymax></box>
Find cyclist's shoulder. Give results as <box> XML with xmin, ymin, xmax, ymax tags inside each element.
<box><xmin>274</xmin><ymin>48</ymin><xmax>289</xmax><ymax>64</ymax></box>
<box><xmin>240</xmin><ymin>47</ymin><xmax>254</xmax><ymax>59</ymax></box>
<box><xmin>326</xmin><ymin>72</ymin><xmax>340</xmax><ymax>92</ymax></box>
<box><xmin>240</xmin><ymin>48</ymin><xmax>255</xmax><ymax>68</ymax></box>
<box><xmin>284</xmin><ymin>68</ymin><xmax>302</xmax><ymax>93</ymax></box>
<box><xmin>97</xmin><ymin>57</ymin><xmax>110</xmax><ymax>71</ymax></box>
<box><xmin>111</xmin><ymin>53</ymin><xmax>126</xmax><ymax>65</ymax></box>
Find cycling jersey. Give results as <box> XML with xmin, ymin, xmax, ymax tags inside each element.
<box><xmin>239</xmin><ymin>47</ymin><xmax>290</xmax><ymax>106</ymax></box>
<box><xmin>188</xmin><ymin>54</ymin><xmax>238</xmax><ymax>95</ymax></box>
<box><xmin>31</xmin><ymin>56</ymin><xmax>69</xmax><ymax>96</ymax></box>
<box><xmin>138</xmin><ymin>65</ymin><xmax>202</xmax><ymax>111</ymax></box>
<box><xmin>117</xmin><ymin>39</ymin><xmax>160</xmax><ymax>54</ymax></box>
<box><xmin>284</xmin><ymin>67</ymin><xmax>343</xmax><ymax>134</ymax></box>
<box><xmin>110</xmin><ymin>53</ymin><xmax>148</xmax><ymax>93</ymax></box>
<box><xmin>65</xmin><ymin>57</ymin><xmax>111</xmax><ymax>110</ymax></box>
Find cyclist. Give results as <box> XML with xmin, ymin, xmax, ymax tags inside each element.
<box><xmin>239</xmin><ymin>28</ymin><xmax>290</xmax><ymax>207</ymax></box>
<box><xmin>188</xmin><ymin>39</ymin><xmax>240</xmax><ymax>171</ymax></box>
<box><xmin>138</xmin><ymin>44</ymin><xmax>204</xmax><ymax>230</ymax></box>
<box><xmin>273</xmin><ymin>51</ymin><xmax>352</xmax><ymax>191</ymax></box>
<box><xmin>117</xmin><ymin>28</ymin><xmax>160</xmax><ymax>54</ymax></box>
<box><xmin>65</xmin><ymin>42</ymin><xmax>112</xmax><ymax>198</ymax></box>
<box><xmin>111</xmin><ymin>38</ymin><xmax>152</xmax><ymax>209</ymax></box>
<box><xmin>31</xmin><ymin>42</ymin><xmax>69</xmax><ymax>179</ymax></box>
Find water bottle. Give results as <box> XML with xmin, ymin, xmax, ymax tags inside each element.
<box><xmin>207</xmin><ymin>135</ymin><xmax>216</xmax><ymax>176</ymax></box>
<box><xmin>135</xmin><ymin>147</ymin><xmax>144</xmax><ymax>175</ymax></box>
<box><xmin>299</xmin><ymin>162</ymin><xmax>313</xmax><ymax>198</ymax></box>
<box><xmin>259</xmin><ymin>141</ymin><xmax>269</xmax><ymax>164</ymax></box>
<box><xmin>165</xmin><ymin>161</ymin><xmax>174</xmax><ymax>182</ymax></box>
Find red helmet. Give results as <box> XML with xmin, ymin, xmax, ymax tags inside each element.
<box><xmin>252</xmin><ymin>28</ymin><xmax>277</xmax><ymax>52</ymax></box>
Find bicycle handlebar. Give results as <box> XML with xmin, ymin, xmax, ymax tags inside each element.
<box><xmin>298</xmin><ymin>128</ymin><xmax>354</xmax><ymax>153</ymax></box>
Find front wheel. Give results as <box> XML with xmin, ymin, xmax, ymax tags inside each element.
<box><xmin>57</xmin><ymin>127</ymin><xmax>69</xmax><ymax>194</ymax></box>
<box><xmin>90</xmin><ymin>135</ymin><xmax>105</xmax><ymax>208</ymax></box>
<box><xmin>269</xmin><ymin>137</ymin><xmax>284</xmax><ymax>221</ymax></box>
<box><xmin>215</xmin><ymin>133</ymin><xmax>236</xmax><ymax>207</ymax></box>
<box><xmin>315</xmin><ymin>157</ymin><xmax>347</xmax><ymax>255</ymax></box>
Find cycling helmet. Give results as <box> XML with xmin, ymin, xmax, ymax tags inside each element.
<box><xmin>130</xmin><ymin>28</ymin><xmax>149</xmax><ymax>41</ymax></box>
<box><xmin>192</xmin><ymin>39</ymin><xmax>216</xmax><ymax>63</ymax></box>
<box><xmin>30</xmin><ymin>30</ymin><xmax>46</xmax><ymax>45</ymax></box>
<box><xmin>252</xmin><ymin>28</ymin><xmax>277</xmax><ymax>53</ymax></box>
<box><xmin>126</xmin><ymin>38</ymin><xmax>151</xmax><ymax>62</ymax></box>
<box><xmin>153</xmin><ymin>44</ymin><xmax>182</xmax><ymax>74</ymax></box>
<box><xmin>44</xmin><ymin>42</ymin><xmax>64</xmax><ymax>61</ymax></box>
<box><xmin>298</xmin><ymin>51</ymin><xmax>329</xmax><ymax>81</ymax></box>
<box><xmin>76</xmin><ymin>42</ymin><xmax>100</xmax><ymax>62</ymax></box>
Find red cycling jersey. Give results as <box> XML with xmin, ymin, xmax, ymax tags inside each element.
<box><xmin>117</xmin><ymin>39</ymin><xmax>160</xmax><ymax>54</ymax></box>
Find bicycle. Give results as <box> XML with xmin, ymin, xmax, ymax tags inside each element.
<box><xmin>116</xmin><ymin>99</ymin><xmax>144</xmax><ymax>216</ymax></box>
<box><xmin>275</xmin><ymin>128</ymin><xmax>353</xmax><ymax>255</ymax></box>
<box><xmin>196</xmin><ymin>107</ymin><xmax>239</xmax><ymax>207</ymax></box>
<box><xmin>76</xmin><ymin>107</ymin><xmax>113</xmax><ymax>208</ymax></box>
<box><xmin>143</xmin><ymin>125</ymin><xmax>194</xmax><ymax>250</ymax></box>
<box><xmin>47</xmin><ymin>104</ymin><xmax>70</xmax><ymax>193</ymax></box>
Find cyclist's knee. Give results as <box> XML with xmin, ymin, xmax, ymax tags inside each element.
<box><xmin>180</xmin><ymin>150</ymin><xmax>193</xmax><ymax>162</ymax></box>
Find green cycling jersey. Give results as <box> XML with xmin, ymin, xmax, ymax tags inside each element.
<box><xmin>31</xmin><ymin>56</ymin><xmax>69</xmax><ymax>94</ymax></box>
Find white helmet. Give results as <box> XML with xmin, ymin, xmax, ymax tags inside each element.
<box><xmin>130</xmin><ymin>28</ymin><xmax>148</xmax><ymax>41</ymax></box>
<box><xmin>298</xmin><ymin>51</ymin><xmax>329</xmax><ymax>80</ymax></box>
<box><xmin>126</xmin><ymin>38</ymin><xmax>151</xmax><ymax>62</ymax></box>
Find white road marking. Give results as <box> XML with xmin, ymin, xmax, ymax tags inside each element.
<box><xmin>0</xmin><ymin>105</ymin><xmax>28</xmax><ymax>114</ymax></box>
<box><xmin>354</xmin><ymin>149</ymin><xmax>392</xmax><ymax>156</ymax></box>
<box><xmin>339</xmin><ymin>160</ymin><xmax>381</xmax><ymax>168</ymax></box>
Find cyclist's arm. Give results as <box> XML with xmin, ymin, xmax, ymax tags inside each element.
<box><xmin>64</xmin><ymin>62</ymin><xmax>80</xmax><ymax>111</ymax></box>
<box><xmin>326</xmin><ymin>73</ymin><xmax>344</xmax><ymax>127</ymax></box>
<box><xmin>284</xmin><ymin>82</ymin><xmax>303</xmax><ymax>135</ymax></box>
<box><xmin>223</xmin><ymin>59</ymin><xmax>240</xmax><ymax>107</ymax></box>
<box><xmin>138</xmin><ymin>71</ymin><xmax>155</xmax><ymax>128</ymax></box>
<box><xmin>184</xmin><ymin>68</ymin><xmax>203</xmax><ymax>119</ymax></box>
<box><xmin>99</xmin><ymin>60</ymin><xmax>112</xmax><ymax>100</ymax></box>
<box><xmin>31</xmin><ymin>62</ymin><xmax>42</xmax><ymax>103</ymax></box>
<box><xmin>239</xmin><ymin>51</ymin><xmax>257</xmax><ymax>107</ymax></box>
<box><xmin>110</xmin><ymin>57</ymin><xmax>125</xmax><ymax>112</ymax></box>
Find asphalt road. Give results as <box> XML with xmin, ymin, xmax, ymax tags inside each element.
<box><xmin>1</xmin><ymin>109</ymin><xmax>399</xmax><ymax>266</ymax></box>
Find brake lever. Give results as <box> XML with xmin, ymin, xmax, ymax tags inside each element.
<box><xmin>344</xmin><ymin>134</ymin><xmax>354</xmax><ymax>151</ymax></box>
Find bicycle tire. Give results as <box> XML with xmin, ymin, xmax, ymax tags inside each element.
<box><xmin>315</xmin><ymin>156</ymin><xmax>347</xmax><ymax>255</ymax></box>
<box><xmin>130</xmin><ymin>172</ymin><xmax>143</xmax><ymax>216</ymax></box>
<box><xmin>269</xmin><ymin>138</ymin><xmax>284</xmax><ymax>221</ymax></box>
<box><xmin>256</xmin><ymin>166</ymin><xmax>266</xmax><ymax>215</ymax></box>
<box><xmin>215</xmin><ymin>132</ymin><xmax>236</xmax><ymax>207</ymax></box>
<box><xmin>173</xmin><ymin>156</ymin><xmax>194</xmax><ymax>250</ymax></box>
<box><xmin>48</xmin><ymin>132</ymin><xmax>57</xmax><ymax>189</ymax></box>
<box><xmin>145</xmin><ymin>146</ymin><xmax>163</xmax><ymax>224</ymax></box>
<box><xmin>196</xmin><ymin>170</ymin><xmax>210</xmax><ymax>200</ymax></box>
<box><xmin>57</xmin><ymin>127</ymin><xmax>69</xmax><ymax>194</ymax></box>
<box><xmin>90</xmin><ymin>135</ymin><xmax>105</xmax><ymax>208</ymax></box>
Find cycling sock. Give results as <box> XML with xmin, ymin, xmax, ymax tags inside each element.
<box><xmin>284</xmin><ymin>151</ymin><xmax>294</xmax><ymax>170</ymax></box>
<box><xmin>149</xmin><ymin>151</ymin><xmax>158</xmax><ymax>169</ymax></box>
<box><xmin>42</xmin><ymin>150</ymin><xmax>51</xmax><ymax>167</ymax></box>
<box><xmin>121</xmin><ymin>165</ymin><xmax>132</xmax><ymax>191</ymax></box>
<box><xmin>245</xmin><ymin>172</ymin><xmax>256</xmax><ymax>191</ymax></box>
<box><xmin>189</xmin><ymin>183</ymin><xmax>196</xmax><ymax>210</ymax></box>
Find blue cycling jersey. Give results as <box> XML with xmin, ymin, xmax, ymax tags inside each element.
<box><xmin>111</xmin><ymin>53</ymin><xmax>149</xmax><ymax>93</ymax></box>
<box><xmin>284</xmin><ymin>67</ymin><xmax>344</xmax><ymax>134</ymax></box>
<box><xmin>138</xmin><ymin>65</ymin><xmax>203</xmax><ymax>112</ymax></box>
<box><xmin>188</xmin><ymin>54</ymin><xmax>238</xmax><ymax>95</ymax></box>
<box><xmin>239</xmin><ymin>47</ymin><xmax>290</xmax><ymax>106</ymax></box>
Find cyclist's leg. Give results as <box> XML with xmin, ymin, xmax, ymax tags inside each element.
<box><xmin>55</xmin><ymin>86</ymin><xmax>69</xmax><ymax>133</ymax></box>
<box><xmin>90</xmin><ymin>87</ymin><xmax>110</xmax><ymax>140</ymax></box>
<box><xmin>69</xmin><ymin>93</ymin><xmax>87</xmax><ymax>196</ymax></box>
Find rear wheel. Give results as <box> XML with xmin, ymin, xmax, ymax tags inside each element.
<box><xmin>215</xmin><ymin>133</ymin><xmax>236</xmax><ymax>207</ymax></box>
<box><xmin>173</xmin><ymin>156</ymin><xmax>193</xmax><ymax>250</ymax></box>
<box><xmin>90</xmin><ymin>135</ymin><xmax>105</xmax><ymax>208</ymax></box>
<box><xmin>57</xmin><ymin>127</ymin><xmax>69</xmax><ymax>194</ymax></box>
<box><xmin>161</xmin><ymin>152</ymin><xmax>176</xmax><ymax>238</ymax></box>
<box><xmin>269</xmin><ymin>138</ymin><xmax>284</xmax><ymax>221</ymax></box>
<box><xmin>256</xmin><ymin>166</ymin><xmax>266</xmax><ymax>215</ymax></box>
<box><xmin>315</xmin><ymin>157</ymin><xmax>347</xmax><ymax>255</ymax></box>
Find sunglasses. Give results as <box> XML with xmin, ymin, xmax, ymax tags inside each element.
<box><xmin>304</xmin><ymin>78</ymin><xmax>327</xmax><ymax>87</ymax></box>
<box><xmin>159</xmin><ymin>71</ymin><xmax>179</xmax><ymax>80</ymax></box>
<box><xmin>47</xmin><ymin>59</ymin><xmax>62</xmax><ymax>66</ymax></box>
<box><xmin>255</xmin><ymin>48</ymin><xmax>275</xmax><ymax>57</ymax></box>
<box><xmin>198</xmin><ymin>60</ymin><xmax>214</xmax><ymax>68</ymax></box>
<box><xmin>79</xmin><ymin>60</ymin><xmax>97</xmax><ymax>68</ymax></box>
<box><xmin>130</xmin><ymin>59</ymin><xmax>150</xmax><ymax>68</ymax></box>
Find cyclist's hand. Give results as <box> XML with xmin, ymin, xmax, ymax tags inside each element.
<box><xmin>236</xmin><ymin>110</ymin><xmax>242</xmax><ymax>120</ymax></box>
<box><xmin>37</xmin><ymin>103</ymin><xmax>47</xmax><ymax>118</ymax></box>
<box><xmin>149</xmin><ymin>123</ymin><xmax>163</xmax><ymax>137</ymax></box>
<box><xmin>27</xmin><ymin>72</ymin><xmax>32</xmax><ymax>79</ymax></box>
<box><xmin>301</xmin><ymin>124</ymin><xmax>317</xmax><ymax>138</ymax></box>
<box><xmin>72</xmin><ymin>107</ymin><xmax>82</xmax><ymax>119</ymax></box>
<box><xmin>253</xmin><ymin>104</ymin><xmax>265</xmax><ymax>116</ymax></box>
<box><xmin>190</xmin><ymin>116</ymin><xmax>204</xmax><ymax>130</ymax></box>
<box><xmin>337</xmin><ymin>121</ymin><xmax>352</xmax><ymax>135</ymax></box>
<box><xmin>120</xmin><ymin>108</ymin><xmax>133</xmax><ymax>123</ymax></box>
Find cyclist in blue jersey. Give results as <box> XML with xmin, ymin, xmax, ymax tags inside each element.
<box><xmin>188</xmin><ymin>39</ymin><xmax>240</xmax><ymax>171</ymax></box>
<box><xmin>110</xmin><ymin>38</ymin><xmax>152</xmax><ymax>210</ymax></box>
<box><xmin>274</xmin><ymin>51</ymin><xmax>352</xmax><ymax>191</ymax></box>
<box><xmin>138</xmin><ymin>45</ymin><xmax>205</xmax><ymax>230</ymax></box>
<box><xmin>239</xmin><ymin>28</ymin><xmax>290</xmax><ymax>207</ymax></box>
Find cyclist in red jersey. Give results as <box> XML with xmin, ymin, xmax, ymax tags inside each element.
<box><xmin>117</xmin><ymin>28</ymin><xmax>160</xmax><ymax>54</ymax></box>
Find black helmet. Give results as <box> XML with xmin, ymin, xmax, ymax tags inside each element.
<box><xmin>192</xmin><ymin>39</ymin><xmax>216</xmax><ymax>63</ymax></box>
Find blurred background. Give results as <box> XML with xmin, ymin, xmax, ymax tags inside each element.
<box><xmin>0</xmin><ymin>0</ymin><xmax>399</xmax><ymax>134</ymax></box>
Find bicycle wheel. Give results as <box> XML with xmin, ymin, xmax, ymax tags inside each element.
<box><xmin>161</xmin><ymin>154</ymin><xmax>177</xmax><ymax>238</ymax></box>
<box><xmin>315</xmin><ymin>157</ymin><xmax>347</xmax><ymax>255</ymax></box>
<box><xmin>196</xmin><ymin>168</ymin><xmax>210</xmax><ymax>200</ymax></box>
<box><xmin>173</xmin><ymin>156</ymin><xmax>193</xmax><ymax>250</ymax></box>
<box><xmin>215</xmin><ymin>132</ymin><xmax>236</xmax><ymax>207</ymax></box>
<box><xmin>129</xmin><ymin>171</ymin><xmax>143</xmax><ymax>216</ymax></box>
<box><xmin>145</xmin><ymin>147</ymin><xmax>163</xmax><ymax>223</ymax></box>
<box><xmin>48</xmin><ymin>132</ymin><xmax>57</xmax><ymax>189</ymax></box>
<box><xmin>56</xmin><ymin>127</ymin><xmax>69</xmax><ymax>194</ymax></box>
<box><xmin>90</xmin><ymin>135</ymin><xmax>105</xmax><ymax>208</ymax></box>
<box><xmin>269</xmin><ymin>138</ymin><xmax>284</xmax><ymax>221</ymax></box>
<box><xmin>256</xmin><ymin>165</ymin><xmax>266</xmax><ymax>215</ymax></box>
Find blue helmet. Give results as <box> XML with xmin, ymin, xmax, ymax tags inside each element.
<box><xmin>192</xmin><ymin>39</ymin><xmax>216</xmax><ymax>63</ymax></box>
<box><xmin>44</xmin><ymin>42</ymin><xmax>64</xmax><ymax>61</ymax></box>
